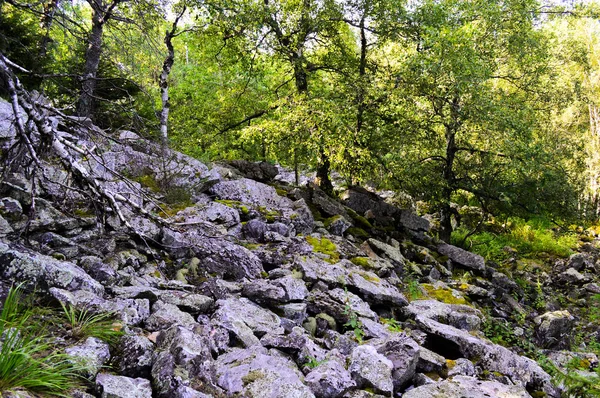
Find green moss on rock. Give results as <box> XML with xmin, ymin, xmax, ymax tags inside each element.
<box><xmin>306</xmin><ymin>236</ymin><xmax>340</xmax><ymax>263</ymax></box>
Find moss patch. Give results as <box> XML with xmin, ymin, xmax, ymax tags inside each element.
<box><xmin>306</xmin><ymin>236</ymin><xmax>340</xmax><ymax>264</ymax></box>
<box><xmin>350</xmin><ymin>257</ymin><xmax>371</xmax><ymax>268</ymax></box>
<box><xmin>422</xmin><ymin>284</ymin><xmax>468</xmax><ymax>305</ymax></box>
<box><xmin>347</xmin><ymin>209</ymin><xmax>373</xmax><ymax>229</ymax></box>
<box><xmin>346</xmin><ymin>227</ymin><xmax>370</xmax><ymax>239</ymax></box>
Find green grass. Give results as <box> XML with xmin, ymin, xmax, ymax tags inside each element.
<box><xmin>60</xmin><ymin>304</ymin><xmax>123</xmax><ymax>346</ymax></box>
<box><xmin>0</xmin><ymin>286</ymin><xmax>85</xmax><ymax>396</ymax></box>
<box><xmin>451</xmin><ymin>217</ymin><xmax>578</xmax><ymax>262</ymax></box>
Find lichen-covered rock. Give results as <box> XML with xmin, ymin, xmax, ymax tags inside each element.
<box><xmin>66</xmin><ymin>337</ymin><xmax>110</xmax><ymax>377</ymax></box>
<box><xmin>158</xmin><ymin>290</ymin><xmax>214</xmax><ymax>314</ymax></box>
<box><xmin>228</xmin><ymin>160</ymin><xmax>279</xmax><ymax>182</ymax></box>
<box><xmin>349</xmin><ymin>345</ymin><xmax>394</xmax><ymax>396</ymax></box>
<box><xmin>447</xmin><ymin>358</ymin><xmax>476</xmax><ymax>377</ymax></box>
<box><xmin>0</xmin><ymin>241</ymin><xmax>104</xmax><ymax>295</ymax></box>
<box><xmin>404</xmin><ymin>300</ymin><xmax>482</xmax><ymax>331</ymax></box>
<box><xmin>145</xmin><ymin>301</ymin><xmax>196</xmax><ymax>331</ymax></box>
<box><xmin>215</xmin><ymin>346</ymin><xmax>315</xmax><ymax>397</ymax></box>
<box><xmin>242</xmin><ymin>279</ymin><xmax>287</xmax><ymax>304</ymax></box>
<box><xmin>535</xmin><ymin>310</ymin><xmax>574</xmax><ymax>349</ymax></box>
<box><xmin>347</xmin><ymin>271</ymin><xmax>408</xmax><ymax>307</ymax></box>
<box><xmin>209</xmin><ymin>178</ymin><xmax>314</xmax><ymax>234</ymax></box>
<box><xmin>118</xmin><ymin>334</ymin><xmax>154</xmax><ymax>378</ymax></box>
<box><xmin>175</xmin><ymin>201</ymin><xmax>240</xmax><ymax>228</ymax></box>
<box><xmin>367</xmin><ymin>239</ymin><xmax>406</xmax><ymax>270</ymax></box>
<box><xmin>402</xmin><ymin>375</ymin><xmax>531</xmax><ymax>398</ymax></box>
<box><xmin>308</xmin><ymin>288</ymin><xmax>377</xmax><ymax>324</ymax></box>
<box><xmin>273</xmin><ymin>276</ymin><xmax>309</xmax><ymax>301</ymax></box>
<box><xmin>558</xmin><ymin>268</ymin><xmax>590</xmax><ymax>284</ymax></box>
<box><xmin>162</xmin><ymin>229</ymin><xmax>264</xmax><ymax>280</ymax></box>
<box><xmin>151</xmin><ymin>324</ymin><xmax>215</xmax><ymax>397</ymax></box>
<box><xmin>96</xmin><ymin>374</ymin><xmax>152</xmax><ymax>398</ymax></box>
<box><xmin>416</xmin><ymin>347</ymin><xmax>446</xmax><ymax>373</ymax></box>
<box><xmin>305</xmin><ymin>359</ymin><xmax>356</xmax><ymax>398</ymax></box>
<box><xmin>370</xmin><ymin>333</ymin><xmax>420</xmax><ymax>390</ymax></box>
<box><xmin>416</xmin><ymin>317</ymin><xmax>557</xmax><ymax>397</ymax></box>
<box><xmin>437</xmin><ymin>243</ymin><xmax>485</xmax><ymax>273</ymax></box>
<box><xmin>212</xmin><ymin>298</ymin><xmax>283</xmax><ymax>347</ymax></box>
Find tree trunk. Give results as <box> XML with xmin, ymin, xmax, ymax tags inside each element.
<box><xmin>159</xmin><ymin>7</ymin><xmax>185</xmax><ymax>147</ymax></box>
<box><xmin>77</xmin><ymin>6</ymin><xmax>104</xmax><ymax>119</ymax></box>
<box><xmin>439</xmin><ymin>98</ymin><xmax>460</xmax><ymax>242</ymax></box>
<box><xmin>39</xmin><ymin>0</ymin><xmax>59</xmax><ymax>59</ymax></box>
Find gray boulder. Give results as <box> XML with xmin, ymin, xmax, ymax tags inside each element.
<box><xmin>370</xmin><ymin>333</ymin><xmax>420</xmax><ymax>390</ymax></box>
<box><xmin>404</xmin><ymin>300</ymin><xmax>482</xmax><ymax>331</ymax></box>
<box><xmin>66</xmin><ymin>337</ymin><xmax>111</xmax><ymax>377</ymax></box>
<box><xmin>118</xmin><ymin>334</ymin><xmax>154</xmax><ymax>378</ymax></box>
<box><xmin>347</xmin><ymin>271</ymin><xmax>408</xmax><ymax>307</ymax></box>
<box><xmin>535</xmin><ymin>310</ymin><xmax>574</xmax><ymax>349</ymax></box>
<box><xmin>215</xmin><ymin>346</ymin><xmax>315</xmax><ymax>398</ymax></box>
<box><xmin>162</xmin><ymin>229</ymin><xmax>264</xmax><ymax>280</ymax></box>
<box><xmin>212</xmin><ymin>298</ymin><xmax>283</xmax><ymax>347</ymax></box>
<box><xmin>437</xmin><ymin>243</ymin><xmax>485</xmax><ymax>272</ymax></box>
<box><xmin>308</xmin><ymin>288</ymin><xmax>377</xmax><ymax>324</ymax></box>
<box><xmin>96</xmin><ymin>374</ymin><xmax>152</xmax><ymax>398</ymax></box>
<box><xmin>447</xmin><ymin>358</ymin><xmax>476</xmax><ymax>377</ymax></box>
<box><xmin>0</xmin><ymin>242</ymin><xmax>104</xmax><ymax>295</ymax></box>
<box><xmin>402</xmin><ymin>375</ymin><xmax>531</xmax><ymax>398</ymax></box>
<box><xmin>348</xmin><ymin>345</ymin><xmax>394</xmax><ymax>396</ymax></box>
<box><xmin>305</xmin><ymin>359</ymin><xmax>356</xmax><ymax>398</ymax></box>
<box><xmin>145</xmin><ymin>301</ymin><xmax>196</xmax><ymax>331</ymax></box>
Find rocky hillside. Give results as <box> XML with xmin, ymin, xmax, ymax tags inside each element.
<box><xmin>0</xmin><ymin>98</ymin><xmax>599</xmax><ymax>398</ymax></box>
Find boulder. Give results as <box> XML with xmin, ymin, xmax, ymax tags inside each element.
<box><xmin>370</xmin><ymin>333</ymin><xmax>420</xmax><ymax>390</ymax></box>
<box><xmin>215</xmin><ymin>346</ymin><xmax>315</xmax><ymax>398</ymax></box>
<box><xmin>534</xmin><ymin>310</ymin><xmax>574</xmax><ymax>349</ymax></box>
<box><xmin>118</xmin><ymin>334</ymin><xmax>154</xmax><ymax>378</ymax></box>
<box><xmin>66</xmin><ymin>337</ymin><xmax>111</xmax><ymax>377</ymax></box>
<box><xmin>0</xmin><ymin>241</ymin><xmax>104</xmax><ymax>295</ymax></box>
<box><xmin>96</xmin><ymin>374</ymin><xmax>152</xmax><ymax>398</ymax></box>
<box><xmin>305</xmin><ymin>359</ymin><xmax>356</xmax><ymax>398</ymax></box>
<box><xmin>404</xmin><ymin>300</ymin><xmax>482</xmax><ymax>331</ymax></box>
<box><xmin>145</xmin><ymin>301</ymin><xmax>196</xmax><ymax>331</ymax></box>
<box><xmin>437</xmin><ymin>243</ymin><xmax>485</xmax><ymax>272</ymax></box>
<box><xmin>348</xmin><ymin>345</ymin><xmax>394</xmax><ymax>396</ymax></box>
<box><xmin>228</xmin><ymin>160</ymin><xmax>279</xmax><ymax>182</ymax></box>
<box><xmin>212</xmin><ymin>298</ymin><xmax>283</xmax><ymax>347</ymax></box>
<box><xmin>402</xmin><ymin>375</ymin><xmax>531</xmax><ymax>398</ymax></box>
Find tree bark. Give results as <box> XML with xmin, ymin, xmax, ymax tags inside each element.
<box><xmin>38</xmin><ymin>0</ymin><xmax>60</xmax><ymax>59</ymax></box>
<box><xmin>159</xmin><ymin>6</ymin><xmax>186</xmax><ymax>148</ymax></box>
<box><xmin>439</xmin><ymin>97</ymin><xmax>460</xmax><ymax>242</ymax></box>
<box><xmin>77</xmin><ymin>0</ymin><xmax>123</xmax><ymax>119</ymax></box>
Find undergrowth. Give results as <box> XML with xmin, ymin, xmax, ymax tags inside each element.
<box><xmin>452</xmin><ymin>217</ymin><xmax>578</xmax><ymax>262</ymax></box>
<box><xmin>0</xmin><ymin>286</ymin><xmax>85</xmax><ymax>396</ymax></box>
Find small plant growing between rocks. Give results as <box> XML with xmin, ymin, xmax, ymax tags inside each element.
<box><xmin>60</xmin><ymin>304</ymin><xmax>123</xmax><ymax>346</ymax></box>
<box><xmin>342</xmin><ymin>289</ymin><xmax>364</xmax><ymax>343</ymax></box>
<box><xmin>0</xmin><ymin>286</ymin><xmax>85</xmax><ymax>396</ymax></box>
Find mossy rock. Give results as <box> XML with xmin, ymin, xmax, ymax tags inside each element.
<box><xmin>323</xmin><ymin>215</ymin><xmax>343</xmax><ymax>228</ymax></box>
<box><xmin>350</xmin><ymin>257</ymin><xmax>371</xmax><ymax>268</ymax></box>
<box><xmin>422</xmin><ymin>284</ymin><xmax>468</xmax><ymax>305</ymax></box>
<box><xmin>135</xmin><ymin>174</ymin><xmax>161</xmax><ymax>193</ymax></box>
<box><xmin>306</xmin><ymin>236</ymin><xmax>340</xmax><ymax>264</ymax></box>
<box><xmin>346</xmin><ymin>227</ymin><xmax>370</xmax><ymax>239</ymax></box>
<box><xmin>347</xmin><ymin>209</ymin><xmax>373</xmax><ymax>229</ymax></box>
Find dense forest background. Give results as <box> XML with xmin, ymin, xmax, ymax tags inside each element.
<box><xmin>2</xmin><ymin>0</ymin><xmax>600</xmax><ymax>246</ymax></box>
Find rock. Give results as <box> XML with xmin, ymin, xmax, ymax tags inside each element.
<box><xmin>447</xmin><ymin>358</ymin><xmax>476</xmax><ymax>377</ymax></box>
<box><xmin>145</xmin><ymin>301</ymin><xmax>196</xmax><ymax>331</ymax></box>
<box><xmin>305</xmin><ymin>359</ymin><xmax>356</xmax><ymax>398</ymax></box>
<box><xmin>347</xmin><ymin>271</ymin><xmax>408</xmax><ymax>307</ymax></box>
<box><xmin>417</xmin><ymin>347</ymin><xmax>446</xmax><ymax>373</ymax></box>
<box><xmin>228</xmin><ymin>160</ymin><xmax>279</xmax><ymax>182</ymax></box>
<box><xmin>66</xmin><ymin>337</ymin><xmax>111</xmax><ymax>377</ymax></box>
<box><xmin>158</xmin><ymin>290</ymin><xmax>214</xmax><ymax>314</ymax></box>
<box><xmin>79</xmin><ymin>256</ymin><xmax>119</xmax><ymax>286</ymax></box>
<box><xmin>175</xmin><ymin>201</ymin><xmax>240</xmax><ymax>228</ymax></box>
<box><xmin>398</xmin><ymin>210</ymin><xmax>430</xmax><ymax>233</ymax></box>
<box><xmin>0</xmin><ymin>241</ymin><xmax>104</xmax><ymax>295</ymax></box>
<box><xmin>243</xmin><ymin>219</ymin><xmax>269</xmax><ymax>241</ymax></box>
<box><xmin>416</xmin><ymin>317</ymin><xmax>556</xmax><ymax>396</ymax></box>
<box><xmin>348</xmin><ymin>345</ymin><xmax>394</xmax><ymax>396</ymax></box>
<box><xmin>118</xmin><ymin>334</ymin><xmax>154</xmax><ymax>378</ymax></box>
<box><xmin>215</xmin><ymin>346</ymin><xmax>315</xmax><ymax>397</ymax></box>
<box><xmin>558</xmin><ymin>268</ymin><xmax>590</xmax><ymax>284</ymax></box>
<box><xmin>326</xmin><ymin>216</ymin><xmax>353</xmax><ymax>236</ymax></box>
<box><xmin>0</xmin><ymin>197</ymin><xmax>23</xmax><ymax>221</ymax></box>
<box><xmin>152</xmin><ymin>324</ymin><xmax>214</xmax><ymax>397</ymax></box>
<box><xmin>535</xmin><ymin>310</ymin><xmax>574</xmax><ymax>349</ymax></box>
<box><xmin>212</xmin><ymin>298</ymin><xmax>283</xmax><ymax>347</ymax></box>
<box><xmin>437</xmin><ymin>243</ymin><xmax>485</xmax><ymax>272</ymax></box>
<box><xmin>402</xmin><ymin>375</ymin><xmax>531</xmax><ymax>398</ymax></box>
<box><xmin>367</xmin><ymin>239</ymin><xmax>406</xmax><ymax>270</ymax></box>
<box><xmin>162</xmin><ymin>229</ymin><xmax>264</xmax><ymax>280</ymax></box>
<box><xmin>209</xmin><ymin>178</ymin><xmax>314</xmax><ymax>233</ymax></box>
<box><xmin>584</xmin><ymin>283</ymin><xmax>600</xmax><ymax>294</ymax></box>
<box><xmin>566</xmin><ymin>252</ymin><xmax>593</xmax><ymax>271</ymax></box>
<box><xmin>273</xmin><ymin>276</ymin><xmax>309</xmax><ymax>301</ymax></box>
<box><xmin>277</xmin><ymin>302</ymin><xmax>308</xmax><ymax>324</ymax></box>
<box><xmin>404</xmin><ymin>300</ymin><xmax>482</xmax><ymax>331</ymax></box>
<box><xmin>340</xmin><ymin>187</ymin><xmax>399</xmax><ymax>227</ymax></box>
<box><xmin>308</xmin><ymin>288</ymin><xmax>377</xmax><ymax>324</ymax></box>
<box><xmin>294</xmin><ymin>256</ymin><xmax>349</xmax><ymax>285</ymax></box>
<box><xmin>0</xmin><ymin>215</ymin><xmax>13</xmax><ymax>236</ymax></box>
<box><xmin>370</xmin><ymin>333</ymin><xmax>420</xmax><ymax>390</ymax></box>
<box><xmin>242</xmin><ymin>279</ymin><xmax>287</xmax><ymax>304</ymax></box>
<box><xmin>310</xmin><ymin>186</ymin><xmax>352</xmax><ymax>219</ymax></box>
<box><xmin>96</xmin><ymin>374</ymin><xmax>152</xmax><ymax>398</ymax></box>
